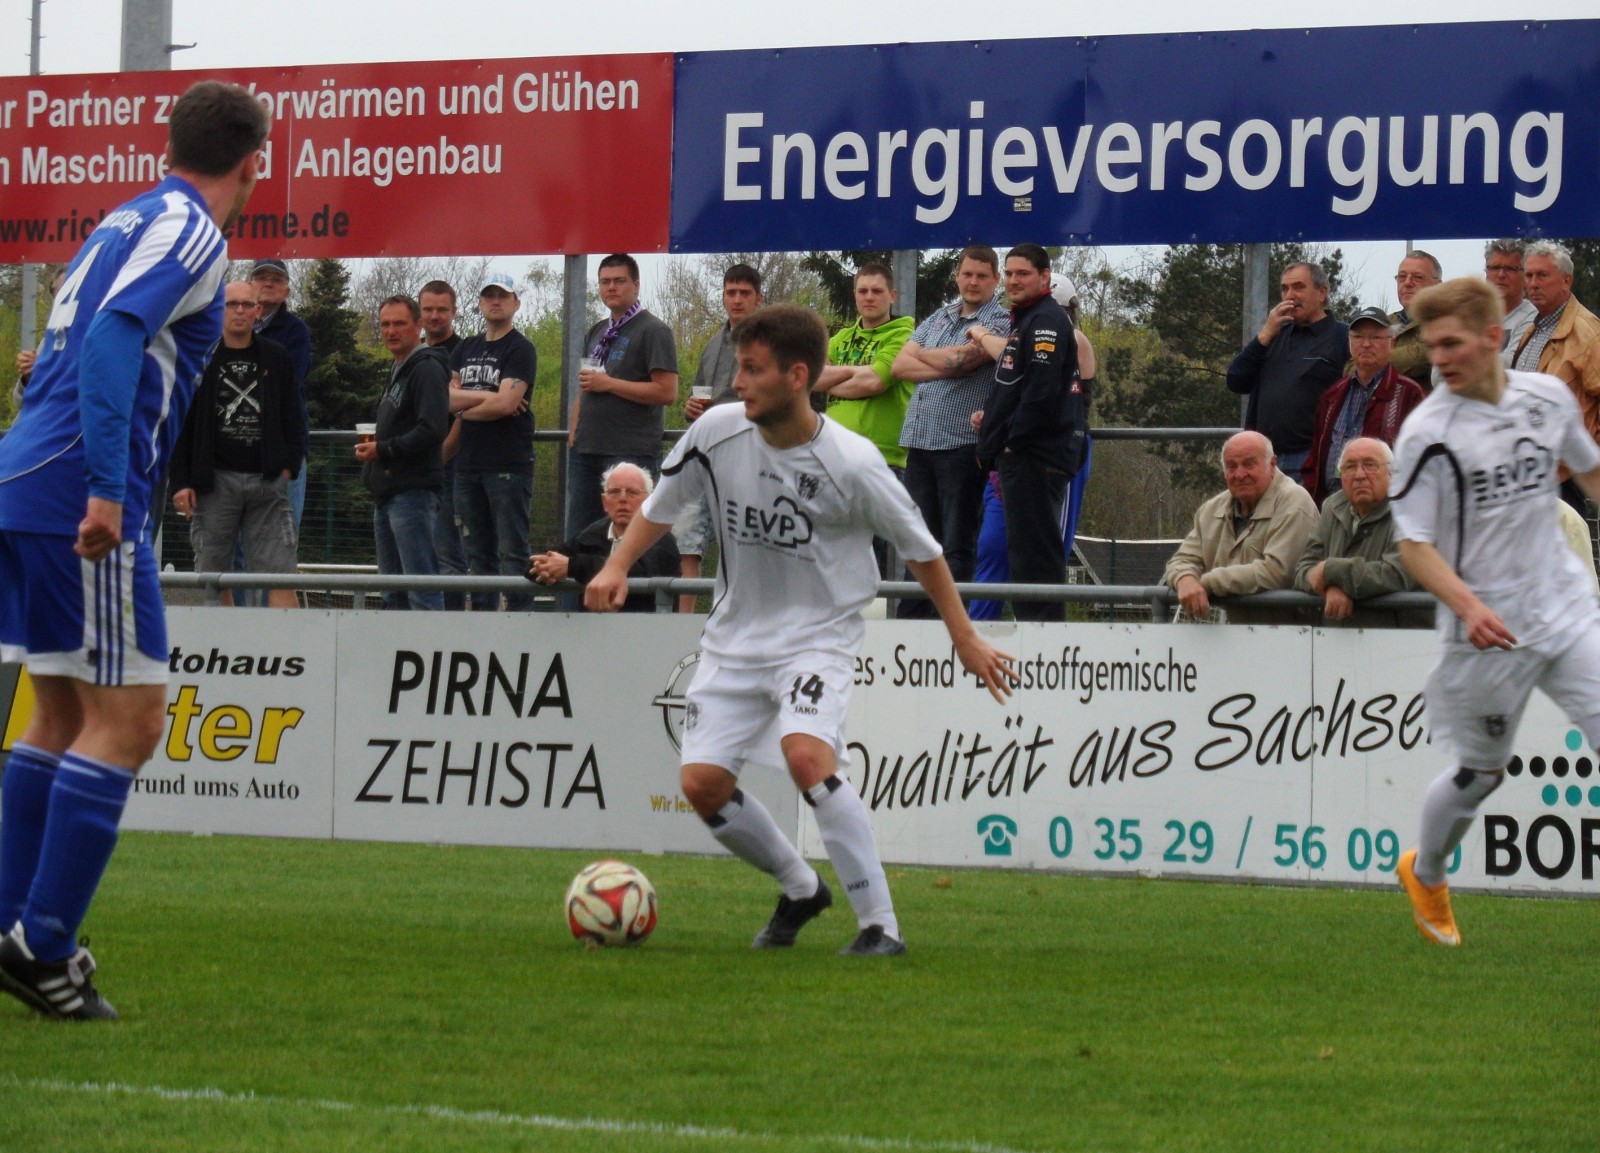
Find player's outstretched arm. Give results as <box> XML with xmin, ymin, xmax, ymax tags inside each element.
<box><xmin>905</xmin><ymin>556</ymin><xmax>1018</xmax><ymax>703</ymax></box>
<box><xmin>1397</xmin><ymin>538</ymin><xmax>1515</xmax><ymax>650</ymax></box>
<box><xmin>584</xmin><ymin>514</ymin><xmax>673</xmax><ymax>613</ymax></box>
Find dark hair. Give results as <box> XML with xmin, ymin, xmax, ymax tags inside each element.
<box><xmin>731</xmin><ymin>304</ymin><xmax>827</xmax><ymax>388</ymax></box>
<box><xmin>379</xmin><ymin>294</ymin><xmax>421</xmax><ymax>321</ymax></box>
<box><xmin>855</xmin><ymin>261</ymin><xmax>894</xmax><ymax>289</ymax></box>
<box><xmin>1283</xmin><ymin>260</ymin><xmax>1330</xmax><ymax>291</ymax></box>
<box><xmin>1005</xmin><ymin>244</ymin><xmax>1050</xmax><ymax>273</ymax></box>
<box><xmin>724</xmin><ymin>263</ymin><xmax>762</xmax><ymax>293</ymax></box>
<box><xmin>599</xmin><ymin>253</ymin><xmax>640</xmax><ymax>282</ymax></box>
<box><xmin>957</xmin><ymin>244</ymin><xmax>1000</xmax><ymax>275</ymax></box>
<box><xmin>418</xmin><ymin>279</ymin><xmax>457</xmax><ymax>305</ymax></box>
<box><xmin>168</xmin><ymin>82</ymin><xmax>271</xmax><ymax>177</ymax></box>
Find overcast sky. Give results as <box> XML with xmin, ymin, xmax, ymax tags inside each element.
<box><xmin>2</xmin><ymin>0</ymin><xmax>1593</xmax><ymax>309</ymax></box>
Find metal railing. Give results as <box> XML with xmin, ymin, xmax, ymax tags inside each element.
<box><xmin>158</xmin><ymin>569</ymin><xmax>1438</xmax><ymax>622</ymax></box>
<box><xmin>148</xmin><ymin>424</ymin><xmax>1244</xmax><ymax>572</ymax></box>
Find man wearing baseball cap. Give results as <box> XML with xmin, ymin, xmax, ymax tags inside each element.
<box><xmin>249</xmin><ymin>258</ymin><xmax>313</xmax><ymax>529</ymax></box>
<box><xmin>1301</xmin><ymin>305</ymin><xmax>1426</xmax><ymax>506</ymax></box>
<box><xmin>447</xmin><ymin>272</ymin><xmax>537</xmax><ymax>611</ymax></box>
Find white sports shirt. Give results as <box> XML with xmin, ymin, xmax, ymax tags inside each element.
<box><xmin>646</xmin><ymin>403</ymin><xmax>941</xmax><ymax>667</ymax></box>
<box><xmin>1390</xmin><ymin>369</ymin><xmax>1600</xmax><ymax>647</ymax></box>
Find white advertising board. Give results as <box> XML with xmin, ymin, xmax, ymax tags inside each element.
<box><xmin>123</xmin><ymin>608</ymin><xmax>339</xmax><ymax>838</ymax></box>
<box><xmin>10</xmin><ymin>610</ymin><xmax>1593</xmax><ymax>896</ymax></box>
<box><xmin>803</xmin><ymin>622</ymin><xmax>1598</xmax><ymax>896</ymax></box>
<box><xmin>328</xmin><ymin>611</ymin><xmax>796</xmax><ymax>853</ymax></box>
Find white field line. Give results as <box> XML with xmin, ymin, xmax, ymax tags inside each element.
<box><xmin>17</xmin><ymin>1078</ymin><xmax>1051</xmax><ymax>1153</ymax></box>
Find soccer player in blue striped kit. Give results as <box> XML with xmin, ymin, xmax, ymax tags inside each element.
<box><xmin>0</xmin><ymin>82</ymin><xmax>271</xmax><ymax>1019</ymax></box>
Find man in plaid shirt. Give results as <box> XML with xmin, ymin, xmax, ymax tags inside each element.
<box><xmin>890</xmin><ymin>244</ymin><xmax>1010</xmax><ymax>619</ymax></box>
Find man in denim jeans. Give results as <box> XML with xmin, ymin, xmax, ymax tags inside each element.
<box><xmin>358</xmin><ymin>296</ymin><xmax>449</xmax><ymax>610</ymax></box>
<box><xmin>450</xmin><ymin>273</ymin><xmax>537</xmax><ymax>611</ymax></box>
<box><xmin>568</xmin><ymin>254</ymin><xmax>678</xmax><ymax>535</ymax></box>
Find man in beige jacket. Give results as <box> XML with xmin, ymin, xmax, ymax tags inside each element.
<box><xmin>1164</xmin><ymin>431</ymin><xmax>1317</xmax><ymax>620</ymax></box>
<box><xmin>1511</xmin><ymin>240</ymin><xmax>1600</xmax><ymax>512</ymax></box>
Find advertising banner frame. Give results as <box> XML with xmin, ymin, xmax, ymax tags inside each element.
<box><xmin>670</xmin><ymin>20</ymin><xmax>1600</xmax><ymax>252</ymax></box>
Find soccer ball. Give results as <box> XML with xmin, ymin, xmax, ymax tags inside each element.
<box><xmin>565</xmin><ymin>860</ymin><xmax>657</xmax><ymax>946</ymax></box>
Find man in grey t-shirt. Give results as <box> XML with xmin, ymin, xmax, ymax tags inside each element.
<box><xmin>568</xmin><ymin>253</ymin><xmax>678</xmax><ymax>535</ymax></box>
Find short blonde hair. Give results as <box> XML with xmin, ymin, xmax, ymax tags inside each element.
<box><xmin>1411</xmin><ymin>277</ymin><xmax>1501</xmax><ymax>333</ymax></box>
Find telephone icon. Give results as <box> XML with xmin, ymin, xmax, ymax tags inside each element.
<box><xmin>977</xmin><ymin>814</ymin><xmax>1018</xmax><ymax>856</ymax></box>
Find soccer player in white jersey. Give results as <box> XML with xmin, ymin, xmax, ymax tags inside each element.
<box><xmin>587</xmin><ymin>304</ymin><xmax>1017</xmax><ymax>955</ymax></box>
<box><xmin>1390</xmin><ymin>277</ymin><xmax>1600</xmax><ymax>947</ymax></box>
<box><xmin>0</xmin><ymin>83</ymin><xmax>270</xmax><ymax>1019</ymax></box>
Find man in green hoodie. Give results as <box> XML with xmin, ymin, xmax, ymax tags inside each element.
<box><xmin>813</xmin><ymin>263</ymin><xmax>916</xmax><ymax>476</ymax></box>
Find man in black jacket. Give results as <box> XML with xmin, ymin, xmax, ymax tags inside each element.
<box><xmin>968</xmin><ymin>244</ymin><xmax>1086</xmax><ymax>622</ymax></box>
<box><xmin>171</xmin><ymin>280</ymin><xmax>303</xmax><ymax>607</ymax></box>
<box><xmin>250</xmin><ymin>258</ymin><xmax>313</xmax><ymax>526</ymax></box>
<box><xmin>528</xmin><ymin>462</ymin><xmax>679</xmax><ymax>612</ymax></box>
<box><xmin>356</xmin><ymin>295</ymin><xmax>450</xmax><ymax>610</ymax></box>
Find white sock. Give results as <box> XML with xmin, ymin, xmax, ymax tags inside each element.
<box><xmin>1416</xmin><ymin>765</ymin><xmax>1503</xmax><ymax>885</ymax></box>
<box><xmin>807</xmin><ymin>776</ymin><xmax>898</xmax><ymax>939</ymax></box>
<box><xmin>707</xmin><ymin>789</ymin><xmax>818</xmax><ymax>899</ymax></box>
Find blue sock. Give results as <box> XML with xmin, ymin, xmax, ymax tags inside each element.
<box><xmin>21</xmin><ymin>752</ymin><xmax>134</xmax><ymax>962</ymax></box>
<box><xmin>0</xmin><ymin>743</ymin><xmax>62</xmax><ymax>934</ymax></box>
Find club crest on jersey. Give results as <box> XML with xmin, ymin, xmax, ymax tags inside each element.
<box><xmin>1469</xmin><ymin>437</ymin><xmax>1550</xmax><ymax>505</ymax></box>
<box><xmin>795</xmin><ymin>472</ymin><xmax>821</xmax><ymax>501</ymax></box>
<box><xmin>1484</xmin><ymin>715</ymin><xmax>1507</xmax><ymax>737</ymax></box>
<box><xmin>724</xmin><ymin>494</ymin><xmax>815</xmax><ymax>550</ymax></box>
<box><xmin>1526</xmin><ymin>402</ymin><xmax>1545</xmax><ymax>428</ymax></box>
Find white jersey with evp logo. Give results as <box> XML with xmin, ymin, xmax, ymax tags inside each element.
<box><xmin>646</xmin><ymin>404</ymin><xmax>940</xmax><ymax>667</ymax></box>
<box><xmin>1390</xmin><ymin>369</ymin><xmax>1600</xmax><ymax>648</ymax></box>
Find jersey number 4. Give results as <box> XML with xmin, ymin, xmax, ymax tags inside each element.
<box><xmin>45</xmin><ymin>244</ymin><xmax>103</xmax><ymax>350</ymax></box>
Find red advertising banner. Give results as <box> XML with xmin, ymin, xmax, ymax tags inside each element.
<box><xmin>0</xmin><ymin>54</ymin><xmax>673</xmax><ymax>262</ymax></box>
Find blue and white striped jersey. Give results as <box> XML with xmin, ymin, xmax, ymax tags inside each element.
<box><xmin>0</xmin><ymin>174</ymin><xmax>228</xmax><ymax>543</ymax></box>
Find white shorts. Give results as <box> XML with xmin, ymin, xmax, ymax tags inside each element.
<box><xmin>680</xmin><ymin>651</ymin><xmax>855</xmax><ymax>776</ymax></box>
<box><xmin>1426</xmin><ymin>627</ymin><xmax>1600</xmax><ymax>766</ymax></box>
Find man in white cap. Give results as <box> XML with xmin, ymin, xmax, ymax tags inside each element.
<box><xmin>448</xmin><ymin>272</ymin><xmax>537</xmax><ymax>611</ymax></box>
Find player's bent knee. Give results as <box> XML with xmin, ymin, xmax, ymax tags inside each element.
<box><xmin>1454</xmin><ymin>765</ymin><xmax>1505</xmax><ymax>802</ymax></box>
<box><xmin>77</xmin><ymin>684</ymin><xmax>168</xmax><ymax>770</ymax></box>
<box><xmin>781</xmin><ymin>736</ymin><xmax>835</xmax><ymax>791</ymax></box>
<box><xmin>681</xmin><ymin>763</ymin><xmax>735</xmax><ymax>818</ymax></box>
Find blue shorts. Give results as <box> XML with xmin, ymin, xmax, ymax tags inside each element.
<box><xmin>0</xmin><ymin>530</ymin><xmax>169</xmax><ymax>685</ymax></box>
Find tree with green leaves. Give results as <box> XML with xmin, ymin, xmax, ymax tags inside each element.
<box><xmin>291</xmin><ymin>259</ymin><xmax>390</xmax><ymax>564</ymax></box>
<box><xmin>1098</xmin><ymin>243</ymin><xmax>1357</xmax><ymax>490</ymax></box>
<box><xmin>801</xmin><ymin>249</ymin><xmax>960</xmax><ymax>324</ymax></box>
<box><xmin>1561</xmin><ymin>238</ymin><xmax>1600</xmax><ymax>310</ymax></box>
<box><xmin>297</xmin><ymin>258</ymin><xmax>388</xmax><ymax>434</ymax></box>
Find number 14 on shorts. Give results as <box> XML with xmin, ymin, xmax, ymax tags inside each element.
<box><xmin>789</xmin><ymin>673</ymin><xmax>825</xmax><ymax>715</ymax></box>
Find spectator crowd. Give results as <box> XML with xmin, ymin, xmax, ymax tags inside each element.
<box><xmin>1173</xmin><ymin>239</ymin><xmax>1600</xmax><ymax>625</ymax></box>
<box><xmin>13</xmin><ymin>238</ymin><xmax>1593</xmax><ymax>623</ymax></box>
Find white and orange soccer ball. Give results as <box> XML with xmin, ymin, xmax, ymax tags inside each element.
<box><xmin>564</xmin><ymin>860</ymin><xmax>657</xmax><ymax>946</ymax></box>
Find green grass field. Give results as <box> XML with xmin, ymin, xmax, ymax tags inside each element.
<box><xmin>1</xmin><ymin>832</ymin><xmax>1594</xmax><ymax>1152</ymax></box>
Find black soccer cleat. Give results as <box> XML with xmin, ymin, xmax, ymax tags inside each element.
<box><xmin>752</xmin><ymin>878</ymin><xmax>834</xmax><ymax>948</ymax></box>
<box><xmin>0</xmin><ymin>923</ymin><xmax>118</xmax><ymax>1021</ymax></box>
<box><xmin>838</xmin><ymin>925</ymin><xmax>906</xmax><ymax>957</ymax></box>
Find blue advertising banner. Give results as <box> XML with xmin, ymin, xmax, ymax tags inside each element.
<box><xmin>670</xmin><ymin>21</ymin><xmax>1600</xmax><ymax>252</ymax></box>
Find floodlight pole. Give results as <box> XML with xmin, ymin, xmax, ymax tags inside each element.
<box><xmin>560</xmin><ymin>254</ymin><xmax>588</xmax><ymax>538</ymax></box>
<box><xmin>891</xmin><ymin>249</ymin><xmax>917</xmax><ymax>319</ymax></box>
<box><xmin>18</xmin><ymin>0</ymin><xmax>43</xmax><ymax>358</ymax></box>
<box><xmin>120</xmin><ymin>0</ymin><xmax>173</xmax><ymax>71</ymax></box>
<box><xmin>1241</xmin><ymin>242</ymin><xmax>1270</xmax><ymax>425</ymax></box>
